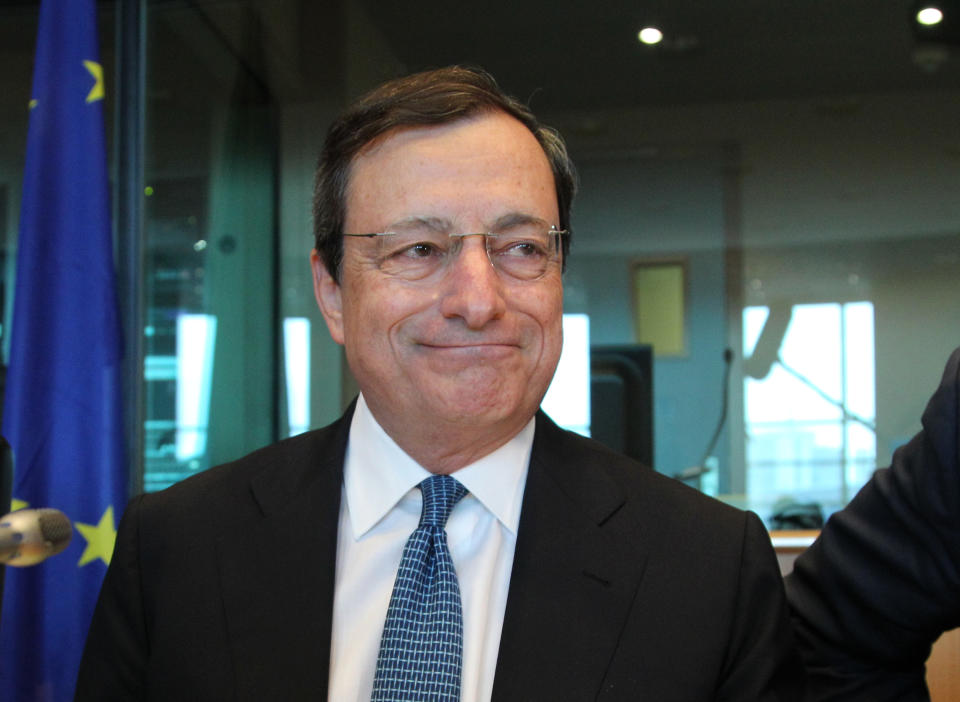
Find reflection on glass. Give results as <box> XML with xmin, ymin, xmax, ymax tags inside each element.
<box><xmin>284</xmin><ymin>317</ymin><xmax>311</xmax><ymax>437</ymax></box>
<box><xmin>175</xmin><ymin>314</ymin><xmax>217</xmax><ymax>462</ymax></box>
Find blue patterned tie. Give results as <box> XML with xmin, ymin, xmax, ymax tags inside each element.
<box><xmin>371</xmin><ymin>474</ymin><xmax>468</xmax><ymax>702</ymax></box>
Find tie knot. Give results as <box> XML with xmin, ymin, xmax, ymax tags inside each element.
<box><xmin>418</xmin><ymin>474</ymin><xmax>467</xmax><ymax>528</ymax></box>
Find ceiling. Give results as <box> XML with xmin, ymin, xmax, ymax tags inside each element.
<box><xmin>362</xmin><ymin>0</ymin><xmax>960</xmax><ymax>111</ymax></box>
<box><xmin>3</xmin><ymin>1</ymin><xmax>959</xmax><ymax>117</ymax></box>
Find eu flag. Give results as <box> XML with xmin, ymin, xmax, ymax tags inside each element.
<box><xmin>0</xmin><ymin>0</ymin><xmax>128</xmax><ymax>699</ymax></box>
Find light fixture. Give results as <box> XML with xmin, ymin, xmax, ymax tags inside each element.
<box><xmin>917</xmin><ymin>6</ymin><xmax>945</xmax><ymax>25</ymax></box>
<box><xmin>912</xmin><ymin>0</ymin><xmax>960</xmax><ymax>54</ymax></box>
<box><xmin>638</xmin><ymin>26</ymin><xmax>664</xmax><ymax>45</ymax></box>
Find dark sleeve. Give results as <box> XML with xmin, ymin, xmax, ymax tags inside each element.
<box><xmin>718</xmin><ymin>510</ymin><xmax>808</xmax><ymax>702</ymax></box>
<box><xmin>785</xmin><ymin>347</ymin><xmax>960</xmax><ymax>701</ymax></box>
<box><xmin>75</xmin><ymin>494</ymin><xmax>148</xmax><ymax>701</ymax></box>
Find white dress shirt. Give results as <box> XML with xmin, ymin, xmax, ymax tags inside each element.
<box><xmin>327</xmin><ymin>394</ymin><xmax>533</xmax><ymax>702</ymax></box>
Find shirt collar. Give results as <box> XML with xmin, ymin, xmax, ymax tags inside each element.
<box><xmin>344</xmin><ymin>394</ymin><xmax>533</xmax><ymax>539</ymax></box>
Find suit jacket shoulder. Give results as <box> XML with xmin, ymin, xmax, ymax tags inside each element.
<box><xmin>493</xmin><ymin>413</ymin><xmax>805</xmax><ymax>701</ymax></box>
<box><xmin>75</xmin><ymin>410</ymin><xmax>352</xmax><ymax>701</ymax></box>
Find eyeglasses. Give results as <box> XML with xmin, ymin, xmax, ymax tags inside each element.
<box><xmin>342</xmin><ymin>221</ymin><xmax>568</xmax><ymax>282</ymax></box>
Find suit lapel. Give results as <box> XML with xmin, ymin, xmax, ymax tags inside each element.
<box><xmin>210</xmin><ymin>406</ymin><xmax>649</xmax><ymax>699</ymax></box>
<box><xmin>492</xmin><ymin>413</ymin><xmax>650</xmax><ymax>700</ymax></box>
<box><xmin>216</xmin><ymin>409</ymin><xmax>352</xmax><ymax>701</ymax></box>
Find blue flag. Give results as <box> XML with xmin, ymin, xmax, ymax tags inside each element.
<box><xmin>0</xmin><ymin>0</ymin><xmax>128</xmax><ymax>699</ymax></box>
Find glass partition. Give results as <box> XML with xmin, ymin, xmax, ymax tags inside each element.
<box><xmin>2</xmin><ymin>0</ymin><xmax>957</xmax><ymax>525</ymax></box>
<box><xmin>141</xmin><ymin>3</ymin><xmax>278</xmax><ymax>491</ymax></box>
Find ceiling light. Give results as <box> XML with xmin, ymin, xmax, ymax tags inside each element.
<box><xmin>917</xmin><ymin>6</ymin><xmax>945</xmax><ymax>25</ymax></box>
<box><xmin>638</xmin><ymin>26</ymin><xmax>663</xmax><ymax>45</ymax></box>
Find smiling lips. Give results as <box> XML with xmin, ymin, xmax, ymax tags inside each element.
<box><xmin>419</xmin><ymin>341</ymin><xmax>521</xmax><ymax>360</ymax></box>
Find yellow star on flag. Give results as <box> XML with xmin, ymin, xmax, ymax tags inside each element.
<box><xmin>10</xmin><ymin>498</ymin><xmax>29</xmax><ymax>511</ymax></box>
<box><xmin>76</xmin><ymin>505</ymin><xmax>117</xmax><ymax>566</ymax></box>
<box><xmin>83</xmin><ymin>60</ymin><xmax>104</xmax><ymax>103</ymax></box>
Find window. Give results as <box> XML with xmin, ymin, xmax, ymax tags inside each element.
<box><xmin>743</xmin><ymin>302</ymin><xmax>876</xmax><ymax>516</ymax></box>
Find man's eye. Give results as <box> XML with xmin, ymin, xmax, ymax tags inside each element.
<box><xmin>501</xmin><ymin>240</ymin><xmax>546</xmax><ymax>258</ymax></box>
<box><xmin>400</xmin><ymin>242</ymin><xmax>442</xmax><ymax>258</ymax></box>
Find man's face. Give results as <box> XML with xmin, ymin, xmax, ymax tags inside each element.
<box><xmin>312</xmin><ymin>111</ymin><xmax>563</xmax><ymax>454</ymax></box>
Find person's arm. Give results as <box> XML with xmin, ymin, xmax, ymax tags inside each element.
<box><xmin>786</xmin><ymin>347</ymin><xmax>960</xmax><ymax>701</ymax></box>
<box><xmin>74</xmin><ymin>494</ymin><xmax>149</xmax><ymax>701</ymax></box>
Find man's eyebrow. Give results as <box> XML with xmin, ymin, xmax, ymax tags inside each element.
<box><xmin>489</xmin><ymin>213</ymin><xmax>550</xmax><ymax>231</ymax></box>
<box><xmin>384</xmin><ymin>213</ymin><xmax>549</xmax><ymax>233</ymax></box>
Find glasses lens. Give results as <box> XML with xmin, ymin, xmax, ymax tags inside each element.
<box><xmin>486</xmin><ymin>226</ymin><xmax>559</xmax><ymax>280</ymax></box>
<box><xmin>359</xmin><ymin>223</ymin><xmax>562</xmax><ymax>282</ymax></box>
<box><xmin>375</xmin><ymin>225</ymin><xmax>450</xmax><ymax>281</ymax></box>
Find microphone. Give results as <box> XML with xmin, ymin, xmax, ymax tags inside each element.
<box><xmin>0</xmin><ymin>508</ymin><xmax>73</xmax><ymax>567</ymax></box>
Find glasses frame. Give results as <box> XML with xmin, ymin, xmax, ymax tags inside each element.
<box><xmin>341</xmin><ymin>226</ymin><xmax>570</xmax><ymax>281</ymax></box>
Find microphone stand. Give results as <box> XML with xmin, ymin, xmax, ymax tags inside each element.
<box><xmin>675</xmin><ymin>349</ymin><xmax>733</xmax><ymax>484</ymax></box>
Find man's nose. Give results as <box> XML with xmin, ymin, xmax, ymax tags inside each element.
<box><xmin>439</xmin><ymin>236</ymin><xmax>507</xmax><ymax>328</ymax></box>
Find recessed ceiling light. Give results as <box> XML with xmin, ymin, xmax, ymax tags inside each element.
<box><xmin>917</xmin><ymin>6</ymin><xmax>944</xmax><ymax>26</ymax></box>
<box><xmin>638</xmin><ymin>26</ymin><xmax>664</xmax><ymax>45</ymax></box>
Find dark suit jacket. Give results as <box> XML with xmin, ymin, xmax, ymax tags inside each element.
<box><xmin>786</xmin><ymin>347</ymin><xmax>960</xmax><ymax>701</ymax></box>
<box><xmin>76</xmin><ymin>410</ymin><xmax>804</xmax><ymax>701</ymax></box>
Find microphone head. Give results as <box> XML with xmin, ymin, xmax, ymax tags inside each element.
<box><xmin>0</xmin><ymin>508</ymin><xmax>73</xmax><ymax>567</ymax></box>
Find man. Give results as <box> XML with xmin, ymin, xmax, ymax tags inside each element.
<box><xmin>76</xmin><ymin>67</ymin><xmax>803</xmax><ymax>701</ymax></box>
<box><xmin>787</xmin><ymin>346</ymin><xmax>960</xmax><ymax>701</ymax></box>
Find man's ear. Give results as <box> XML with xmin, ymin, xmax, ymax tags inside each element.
<box><xmin>311</xmin><ymin>250</ymin><xmax>345</xmax><ymax>345</ymax></box>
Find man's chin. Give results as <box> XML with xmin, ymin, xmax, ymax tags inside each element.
<box><xmin>424</xmin><ymin>389</ymin><xmax>538</xmax><ymax>431</ymax></box>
